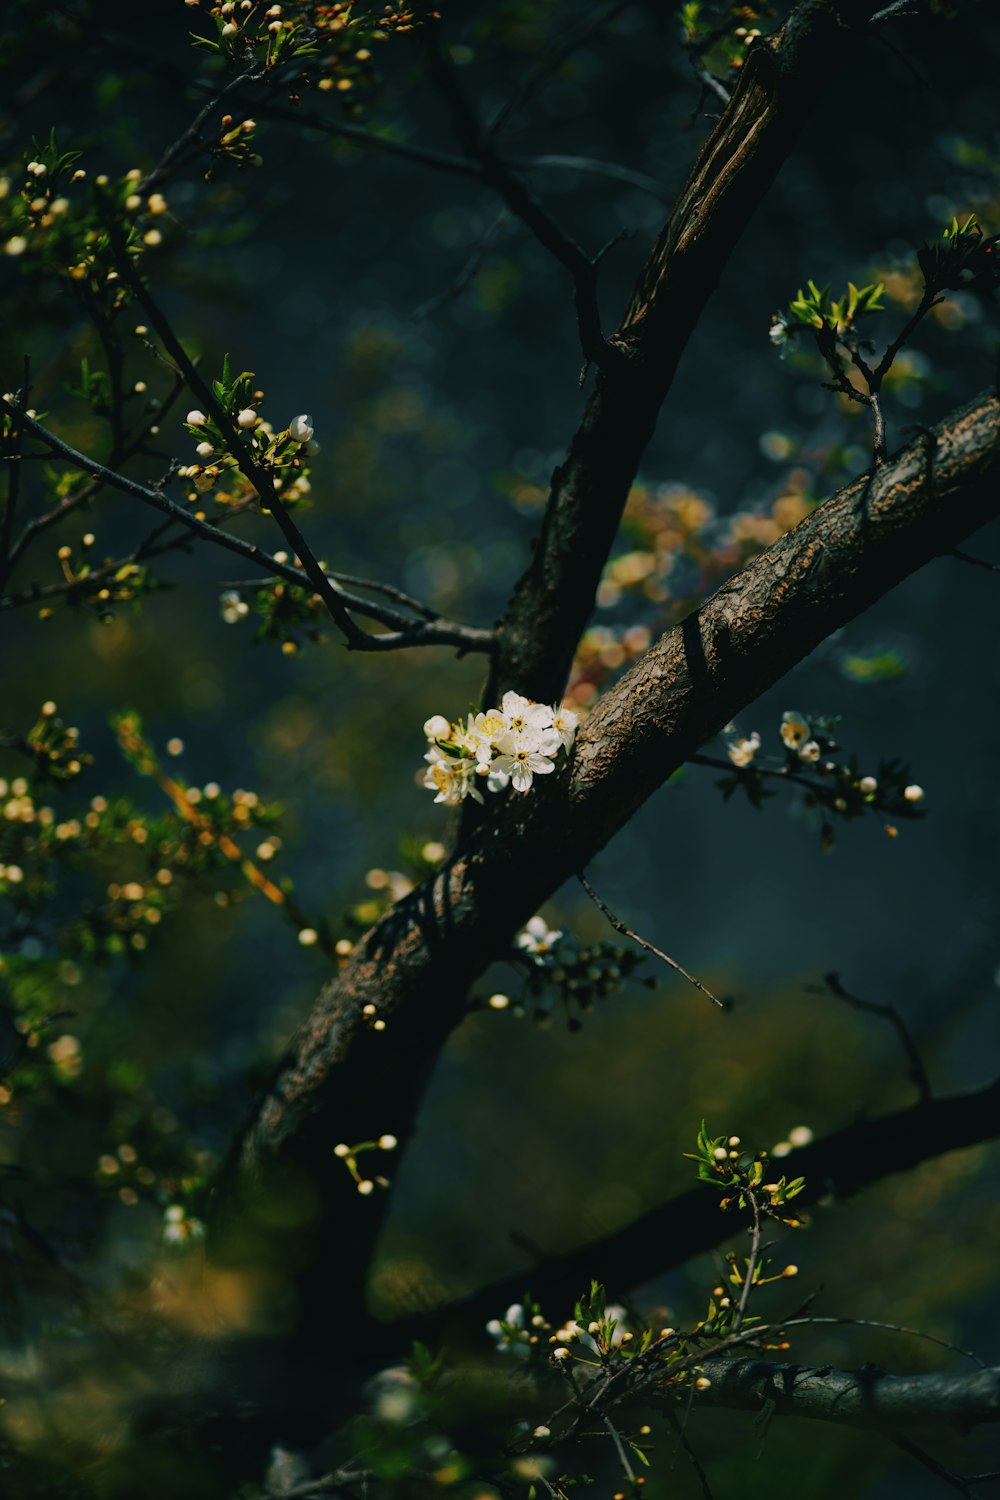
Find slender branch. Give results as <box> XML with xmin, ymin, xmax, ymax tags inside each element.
<box><xmin>105</xmin><ymin>235</ymin><xmax>376</xmax><ymax>649</ymax></box>
<box><xmin>815</xmin><ymin>971</ymin><xmax>932</xmax><ymax>1102</ymax></box>
<box><xmin>578</xmin><ymin>871</ymin><xmax>723</xmax><ymax>1007</ymax></box>
<box><xmin>422</xmin><ymin>25</ymin><xmax>619</xmax><ymax>369</ymax></box>
<box><xmin>4</xmin><ymin>371</ymin><xmax>187</xmax><ymax>577</ymax></box>
<box><xmin>0</xmin><ymin>399</ymin><xmax>494</xmax><ymax>652</ymax></box>
<box><xmin>891</xmin><ymin>1434</ymin><xmax>982</xmax><ymax>1499</ymax></box>
<box><xmin>139</xmin><ymin>67</ymin><xmax>264</xmax><ymax>196</ymax></box>
<box><xmin>663</xmin><ymin>1402</ymin><xmax>718</xmax><ymax>1500</ymax></box>
<box><xmin>274</xmin><ymin>107</ymin><xmax>667</xmax><ymax>199</ymax></box>
<box><xmin>487</xmin><ymin>0</ymin><xmax>632</xmax><ymax>140</ymax></box>
<box><xmin>732</xmin><ymin>1193</ymin><xmax>761</xmax><ymax>1335</ymax></box>
<box><xmin>951</xmin><ymin>548</ymin><xmax>1000</xmax><ymax>572</ymax></box>
<box><xmin>602</xmin><ymin>1412</ymin><xmax>636</xmax><ymax>1484</ymax></box>
<box><xmin>0</xmin><ymin>357</ymin><xmax>27</xmax><ymax>591</ymax></box>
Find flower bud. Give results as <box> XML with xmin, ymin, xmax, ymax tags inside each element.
<box><xmin>186</xmin><ymin>410</ymin><xmax>208</xmax><ymax>426</ymax></box>
<box><xmin>424</xmin><ymin>715</ymin><xmax>450</xmax><ymax>741</ymax></box>
<box><xmin>236</xmin><ymin>408</ymin><xmax>257</xmax><ymax>429</ymax></box>
<box><xmin>289</xmin><ymin>413</ymin><xmax>314</xmax><ymax>443</ymax></box>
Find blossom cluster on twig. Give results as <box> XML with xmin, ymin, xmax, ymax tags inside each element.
<box><xmin>421</xmin><ymin>691</ymin><xmax>577</xmax><ymax>805</ymax></box>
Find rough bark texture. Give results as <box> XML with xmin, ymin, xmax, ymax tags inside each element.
<box><xmin>491</xmin><ymin>0</ymin><xmax>885</xmax><ymax>704</ymax></box>
<box><xmin>695</xmin><ymin>1357</ymin><xmax>1000</xmax><ymax>1431</ymax></box>
<box><xmin>216</xmin><ymin>390</ymin><xmax>1000</xmax><ymax>1344</ymax></box>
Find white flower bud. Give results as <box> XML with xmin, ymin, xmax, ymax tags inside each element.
<box><xmin>236</xmin><ymin>408</ymin><xmax>257</xmax><ymax>429</ymax></box>
<box><xmin>186</xmin><ymin>410</ymin><xmax>208</xmax><ymax>426</ymax></box>
<box><xmin>289</xmin><ymin>413</ymin><xmax>314</xmax><ymax>443</ymax></box>
<box><xmin>424</xmin><ymin>715</ymin><xmax>451</xmax><ymax>741</ymax></box>
<box><xmin>195</xmin><ymin>441</ymin><xmax>215</xmax><ymax>459</ymax></box>
<box><xmin>903</xmin><ymin>784</ymin><xmax>924</xmax><ymax>802</ymax></box>
<box><xmin>859</xmin><ymin>776</ymin><xmax>878</xmax><ymax>795</ymax></box>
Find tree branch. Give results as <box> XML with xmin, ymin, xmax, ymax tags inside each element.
<box><xmin>490</xmin><ymin>0</ymin><xmax>888</xmax><ymax>705</ymax></box>
<box><xmin>404</xmin><ymin>1073</ymin><xmax>1000</xmax><ymax>1345</ymax></box>
<box><xmin>0</xmin><ymin>399</ymin><xmax>493</xmax><ymax>653</ymax></box>
<box><xmin>692</xmin><ymin>1357</ymin><xmax>1000</xmax><ymax>1433</ymax></box>
<box><xmin>216</xmin><ymin>387</ymin><xmax>1000</xmax><ymax>1351</ymax></box>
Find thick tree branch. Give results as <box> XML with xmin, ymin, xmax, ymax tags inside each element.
<box><xmin>490</xmin><ymin>0</ymin><xmax>889</xmax><ymax>704</ymax></box>
<box><xmin>407</xmin><ymin>1073</ymin><xmax>1000</xmax><ymax>1344</ymax></box>
<box><xmin>692</xmin><ymin>1357</ymin><xmax>1000</xmax><ymax>1432</ymax></box>
<box><xmin>216</xmin><ymin>388</ymin><xmax>1000</xmax><ymax>1348</ymax></box>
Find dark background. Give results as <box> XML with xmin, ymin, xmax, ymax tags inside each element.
<box><xmin>1</xmin><ymin>2</ymin><xmax>999</xmax><ymax>1494</ymax></box>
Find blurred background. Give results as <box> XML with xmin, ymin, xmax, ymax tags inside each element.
<box><xmin>1</xmin><ymin>1</ymin><xmax>999</xmax><ymax>1494</ymax></box>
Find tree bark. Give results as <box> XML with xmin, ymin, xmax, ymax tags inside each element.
<box><xmin>693</xmin><ymin>1357</ymin><xmax>1000</xmax><ymax>1431</ymax></box>
<box><xmin>491</xmin><ymin>0</ymin><xmax>887</xmax><ymax>703</ymax></box>
<box><xmin>215</xmin><ymin>390</ymin><xmax>1000</xmax><ymax>1346</ymax></box>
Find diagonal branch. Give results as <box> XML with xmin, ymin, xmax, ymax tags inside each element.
<box><xmin>216</xmin><ymin>386</ymin><xmax>1000</xmax><ymax>1351</ymax></box>
<box><xmin>0</xmin><ymin>399</ymin><xmax>493</xmax><ymax>654</ymax></box>
<box><xmin>105</xmin><ymin>234</ymin><xmax>375</xmax><ymax>650</ymax></box>
<box><xmin>489</xmin><ymin>0</ymin><xmax>891</xmax><ymax>706</ymax></box>
<box><xmin>402</xmin><ymin>1074</ymin><xmax>1000</xmax><ymax>1346</ymax></box>
<box><xmin>422</xmin><ymin>25</ymin><xmax>620</xmax><ymax>370</ymax></box>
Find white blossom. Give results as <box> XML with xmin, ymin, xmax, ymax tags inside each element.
<box><xmin>551</xmin><ymin>704</ymin><xmax>578</xmax><ymax>751</ymax></box>
<box><xmin>780</xmin><ymin>710</ymin><xmax>810</xmax><ymax>751</ymax></box>
<box><xmin>727</xmin><ymin>731</ymin><xmax>760</xmax><ymax>768</ymax></box>
<box><xmin>423</xmin><ymin>714</ymin><xmax>451</xmax><ymax>742</ymax></box>
<box><xmin>517</xmin><ymin>916</ymin><xmax>563</xmax><ymax>956</ymax></box>
<box><xmin>289</xmin><ymin>413</ymin><xmax>314</xmax><ymax>443</ymax></box>
<box><xmin>492</xmin><ymin>731</ymin><xmax>559</xmax><ymax>793</ymax></box>
<box><xmin>423</xmin><ymin>747</ymin><xmax>483</xmax><ymax>806</ymax></box>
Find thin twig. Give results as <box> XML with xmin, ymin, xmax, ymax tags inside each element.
<box><xmin>488</xmin><ymin>0</ymin><xmax>632</xmax><ymax>139</ymax></box>
<box><xmin>815</xmin><ymin>971</ymin><xmax>932</xmax><ymax>1101</ymax></box>
<box><xmin>602</xmin><ymin>1411</ymin><xmax>636</xmax><ymax>1484</ymax></box>
<box><xmin>139</xmin><ymin>67</ymin><xmax>264</xmax><ymax>195</ymax></box>
<box><xmin>0</xmin><ymin>398</ymin><xmax>494</xmax><ymax>653</ymax></box>
<box><xmin>105</xmin><ymin>232</ymin><xmax>376</xmax><ymax>649</ymax></box>
<box><xmin>663</xmin><ymin>1403</ymin><xmax>718</xmax><ymax>1500</ymax></box>
<box><xmin>4</xmin><ymin>371</ymin><xmax>186</xmax><ymax>575</ymax></box>
<box><xmin>578</xmin><ymin>872</ymin><xmax>723</xmax><ymax>1007</ymax></box>
<box><xmin>422</xmin><ymin>27</ymin><xmax>623</xmax><ymax>370</ymax></box>
<box><xmin>892</xmin><ymin>1433</ymin><xmax>981</xmax><ymax>1499</ymax></box>
<box><xmin>951</xmin><ymin>548</ymin><xmax>1000</xmax><ymax>572</ymax></box>
<box><xmin>732</xmin><ymin>1192</ymin><xmax>761</xmax><ymax>1335</ymax></box>
<box><xmin>0</xmin><ymin>356</ymin><xmax>28</xmax><ymax>590</ymax></box>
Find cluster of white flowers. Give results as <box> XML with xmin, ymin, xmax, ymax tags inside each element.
<box><xmin>779</xmin><ymin>710</ymin><xmax>821</xmax><ymax>762</ymax></box>
<box><xmin>422</xmin><ymin>691</ymin><xmax>577</xmax><ymax>805</ymax></box>
<box><xmin>485</xmin><ymin>1301</ymin><xmax>631</xmax><ymax>1359</ymax></box>
<box><xmin>726</xmin><ymin>711</ymin><xmax>820</xmax><ymax>768</ymax></box>
<box><xmin>179</xmin><ymin>411</ymin><xmax>318</xmax><ymax>498</ymax></box>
